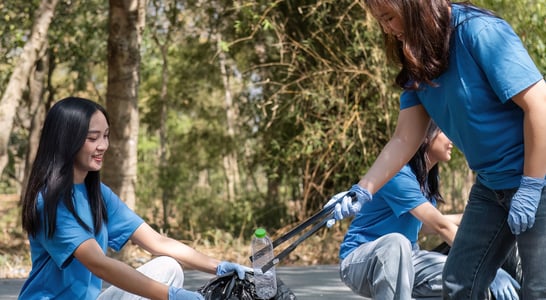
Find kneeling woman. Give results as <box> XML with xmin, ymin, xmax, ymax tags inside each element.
<box><xmin>335</xmin><ymin>122</ymin><xmax>521</xmax><ymax>299</ymax></box>
<box><xmin>19</xmin><ymin>97</ymin><xmax>248</xmax><ymax>300</ymax></box>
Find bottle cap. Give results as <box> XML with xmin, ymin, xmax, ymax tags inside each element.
<box><xmin>254</xmin><ymin>228</ymin><xmax>267</xmax><ymax>238</ymax></box>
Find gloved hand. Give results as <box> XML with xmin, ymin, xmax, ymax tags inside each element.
<box><xmin>216</xmin><ymin>261</ymin><xmax>251</xmax><ymax>279</ymax></box>
<box><xmin>508</xmin><ymin>176</ymin><xmax>545</xmax><ymax>235</ymax></box>
<box><xmin>324</xmin><ymin>184</ymin><xmax>372</xmax><ymax>228</ymax></box>
<box><xmin>168</xmin><ymin>286</ymin><xmax>204</xmax><ymax>300</ymax></box>
<box><xmin>489</xmin><ymin>268</ymin><xmax>520</xmax><ymax>300</ymax></box>
<box><xmin>324</xmin><ymin>191</ymin><xmax>350</xmax><ymax>228</ymax></box>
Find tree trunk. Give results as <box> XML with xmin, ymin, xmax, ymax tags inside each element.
<box><xmin>103</xmin><ymin>0</ymin><xmax>146</xmax><ymax>211</ymax></box>
<box><xmin>217</xmin><ymin>34</ymin><xmax>240</xmax><ymax>202</ymax></box>
<box><xmin>21</xmin><ymin>44</ymin><xmax>50</xmax><ymax>199</ymax></box>
<box><xmin>0</xmin><ymin>0</ymin><xmax>59</xmax><ymax>178</ymax></box>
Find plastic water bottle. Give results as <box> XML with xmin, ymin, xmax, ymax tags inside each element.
<box><xmin>251</xmin><ymin>228</ymin><xmax>277</xmax><ymax>299</ymax></box>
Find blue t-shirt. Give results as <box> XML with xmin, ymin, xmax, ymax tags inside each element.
<box><xmin>340</xmin><ymin>165</ymin><xmax>434</xmax><ymax>259</ymax></box>
<box><xmin>18</xmin><ymin>183</ymin><xmax>144</xmax><ymax>300</ymax></box>
<box><xmin>400</xmin><ymin>4</ymin><xmax>544</xmax><ymax>190</ymax></box>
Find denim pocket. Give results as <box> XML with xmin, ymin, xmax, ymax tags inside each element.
<box><xmin>494</xmin><ymin>188</ymin><xmax>517</xmax><ymax>211</ymax></box>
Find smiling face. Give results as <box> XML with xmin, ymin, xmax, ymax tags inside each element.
<box><xmin>371</xmin><ymin>4</ymin><xmax>405</xmax><ymax>41</ymax></box>
<box><xmin>427</xmin><ymin>131</ymin><xmax>453</xmax><ymax>167</ymax></box>
<box><xmin>73</xmin><ymin>111</ymin><xmax>109</xmax><ymax>183</ymax></box>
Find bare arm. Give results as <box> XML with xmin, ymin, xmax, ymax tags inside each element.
<box><xmin>420</xmin><ymin>211</ymin><xmax>462</xmax><ymax>235</ymax></box>
<box><xmin>442</xmin><ymin>213</ymin><xmax>463</xmax><ymax>226</ymax></box>
<box><xmin>357</xmin><ymin>105</ymin><xmax>431</xmax><ymax>194</ymax></box>
<box><xmin>410</xmin><ymin>202</ymin><xmax>460</xmax><ymax>246</ymax></box>
<box><xmin>130</xmin><ymin>223</ymin><xmax>222</xmax><ymax>274</ymax></box>
<box><xmin>512</xmin><ymin>79</ymin><xmax>546</xmax><ymax>179</ymax></box>
<box><xmin>73</xmin><ymin>239</ymin><xmax>169</xmax><ymax>300</ymax></box>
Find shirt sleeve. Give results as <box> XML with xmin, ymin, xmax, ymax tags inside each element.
<box><xmin>380</xmin><ymin>166</ymin><xmax>430</xmax><ymax>217</ymax></box>
<box><xmin>464</xmin><ymin>17</ymin><xmax>543</xmax><ymax>102</ymax></box>
<box><xmin>101</xmin><ymin>183</ymin><xmax>144</xmax><ymax>251</ymax></box>
<box><xmin>400</xmin><ymin>90</ymin><xmax>420</xmax><ymax>110</ymax></box>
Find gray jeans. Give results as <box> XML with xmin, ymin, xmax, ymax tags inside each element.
<box><xmin>340</xmin><ymin>233</ymin><xmax>445</xmax><ymax>299</ymax></box>
<box><xmin>97</xmin><ymin>256</ymin><xmax>184</xmax><ymax>299</ymax></box>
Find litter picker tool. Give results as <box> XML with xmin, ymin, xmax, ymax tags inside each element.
<box><xmin>251</xmin><ymin>191</ymin><xmax>357</xmax><ymax>274</ymax></box>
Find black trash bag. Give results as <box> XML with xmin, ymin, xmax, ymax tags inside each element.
<box><xmin>197</xmin><ymin>271</ymin><xmax>297</xmax><ymax>300</ymax></box>
<box><xmin>431</xmin><ymin>241</ymin><xmax>451</xmax><ymax>255</ymax></box>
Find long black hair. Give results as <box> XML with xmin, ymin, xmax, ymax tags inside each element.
<box><xmin>21</xmin><ymin>97</ymin><xmax>109</xmax><ymax>238</ymax></box>
<box><xmin>408</xmin><ymin>121</ymin><xmax>444</xmax><ymax>203</ymax></box>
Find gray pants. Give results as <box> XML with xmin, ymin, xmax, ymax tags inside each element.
<box><xmin>340</xmin><ymin>233</ymin><xmax>445</xmax><ymax>299</ymax></box>
<box><xmin>97</xmin><ymin>256</ymin><xmax>185</xmax><ymax>299</ymax></box>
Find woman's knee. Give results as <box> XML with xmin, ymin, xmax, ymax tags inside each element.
<box><xmin>377</xmin><ymin>233</ymin><xmax>413</xmax><ymax>258</ymax></box>
<box><xmin>373</xmin><ymin>233</ymin><xmax>413</xmax><ymax>274</ymax></box>
<box><xmin>138</xmin><ymin>256</ymin><xmax>184</xmax><ymax>287</ymax></box>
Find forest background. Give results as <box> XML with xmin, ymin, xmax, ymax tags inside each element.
<box><xmin>1</xmin><ymin>0</ymin><xmax>545</xmax><ymax>278</ymax></box>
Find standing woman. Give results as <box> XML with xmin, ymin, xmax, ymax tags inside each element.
<box><xmin>327</xmin><ymin>1</ymin><xmax>546</xmax><ymax>299</ymax></box>
<box><xmin>19</xmin><ymin>97</ymin><xmax>248</xmax><ymax>300</ymax></box>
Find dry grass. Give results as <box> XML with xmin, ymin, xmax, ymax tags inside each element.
<box><xmin>0</xmin><ymin>194</ymin><xmax>31</xmax><ymax>278</ymax></box>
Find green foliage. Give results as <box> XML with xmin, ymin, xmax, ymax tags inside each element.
<box><xmin>108</xmin><ymin>0</ymin><xmax>546</xmax><ymax>241</ymax></box>
<box><xmin>0</xmin><ymin>0</ymin><xmax>108</xmax><ymax>96</ymax></box>
<box><xmin>0</xmin><ymin>0</ymin><xmax>40</xmax><ymax>165</ymax></box>
<box><xmin>3</xmin><ymin>0</ymin><xmax>546</xmax><ymax>249</ymax></box>
<box><xmin>231</xmin><ymin>0</ymin><xmax>401</xmax><ymax>215</ymax></box>
<box><xmin>0</xmin><ymin>1</ymin><xmax>39</xmax><ymax>80</ymax></box>
<box><xmin>48</xmin><ymin>0</ymin><xmax>108</xmax><ymax>95</ymax></box>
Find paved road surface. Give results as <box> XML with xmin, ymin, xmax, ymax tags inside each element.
<box><xmin>0</xmin><ymin>265</ymin><xmax>364</xmax><ymax>300</ymax></box>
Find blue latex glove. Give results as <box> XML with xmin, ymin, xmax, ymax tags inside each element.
<box><xmin>324</xmin><ymin>184</ymin><xmax>372</xmax><ymax>228</ymax></box>
<box><xmin>324</xmin><ymin>191</ymin><xmax>349</xmax><ymax>228</ymax></box>
<box><xmin>216</xmin><ymin>261</ymin><xmax>251</xmax><ymax>279</ymax></box>
<box><xmin>508</xmin><ymin>176</ymin><xmax>545</xmax><ymax>235</ymax></box>
<box><xmin>489</xmin><ymin>268</ymin><xmax>520</xmax><ymax>300</ymax></box>
<box><xmin>168</xmin><ymin>286</ymin><xmax>204</xmax><ymax>300</ymax></box>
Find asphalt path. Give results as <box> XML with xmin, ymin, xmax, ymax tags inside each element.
<box><xmin>0</xmin><ymin>265</ymin><xmax>364</xmax><ymax>300</ymax></box>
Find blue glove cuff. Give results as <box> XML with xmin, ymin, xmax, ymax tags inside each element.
<box><xmin>168</xmin><ymin>286</ymin><xmax>176</xmax><ymax>299</ymax></box>
<box><xmin>168</xmin><ymin>286</ymin><xmax>204</xmax><ymax>300</ymax></box>
<box><xmin>216</xmin><ymin>261</ymin><xmax>226</xmax><ymax>276</ymax></box>
<box><xmin>350</xmin><ymin>184</ymin><xmax>372</xmax><ymax>204</ymax></box>
<box><xmin>216</xmin><ymin>261</ymin><xmax>248</xmax><ymax>279</ymax></box>
<box><xmin>521</xmin><ymin>175</ymin><xmax>546</xmax><ymax>190</ymax></box>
